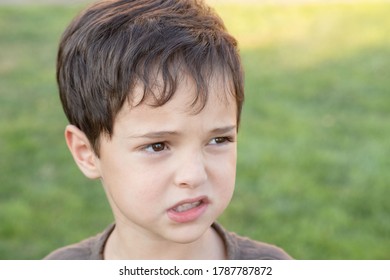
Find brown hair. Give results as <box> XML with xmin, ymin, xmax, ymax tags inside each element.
<box><xmin>57</xmin><ymin>0</ymin><xmax>244</xmax><ymax>155</ymax></box>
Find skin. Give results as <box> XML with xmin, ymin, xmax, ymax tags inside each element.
<box><xmin>65</xmin><ymin>75</ymin><xmax>238</xmax><ymax>259</ymax></box>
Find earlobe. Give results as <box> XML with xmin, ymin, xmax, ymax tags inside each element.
<box><xmin>64</xmin><ymin>125</ymin><xmax>101</xmax><ymax>179</ymax></box>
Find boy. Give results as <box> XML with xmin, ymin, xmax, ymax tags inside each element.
<box><xmin>45</xmin><ymin>0</ymin><xmax>292</xmax><ymax>259</ymax></box>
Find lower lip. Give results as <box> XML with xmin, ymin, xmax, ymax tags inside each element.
<box><xmin>167</xmin><ymin>202</ymin><xmax>208</xmax><ymax>223</ymax></box>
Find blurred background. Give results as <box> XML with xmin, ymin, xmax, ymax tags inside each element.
<box><xmin>0</xmin><ymin>0</ymin><xmax>389</xmax><ymax>259</ymax></box>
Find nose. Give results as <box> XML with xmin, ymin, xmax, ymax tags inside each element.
<box><xmin>173</xmin><ymin>151</ymin><xmax>208</xmax><ymax>189</ymax></box>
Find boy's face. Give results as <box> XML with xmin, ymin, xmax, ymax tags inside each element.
<box><xmin>95</xmin><ymin>75</ymin><xmax>237</xmax><ymax>244</ymax></box>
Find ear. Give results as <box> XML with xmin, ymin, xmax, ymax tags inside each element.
<box><xmin>64</xmin><ymin>125</ymin><xmax>101</xmax><ymax>179</ymax></box>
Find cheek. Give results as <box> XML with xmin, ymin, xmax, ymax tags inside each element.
<box><xmin>223</xmin><ymin>149</ymin><xmax>237</xmax><ymax>194</ymax></box>
<box><xmin>222</xmin><ymin>146</ymin><xmax>237</xmax><ymax>179</ymax></box>
<box><xmin>102</xmin><ymin>170</ymin><xmax>168</xmax><ymax>223</ymax></box>
<box><xmin>210</xmin><ymin>150</ymin><xmax>237</xmax><ymax>192</ymax></box>
<box><xmin>210</xmin><ymin>161</ymin><xmax>236</xmax><ymax>217</ymax></box>
<box><xmin>103</xmin><ymin>159</ymin><xmax>171</xmax><ymax>205</ymax></box>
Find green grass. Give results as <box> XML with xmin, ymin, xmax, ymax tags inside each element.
<box><xmin>0</xmin><ymin>2</ymin><xmax>389</xmax><ymax>259</ymax></box>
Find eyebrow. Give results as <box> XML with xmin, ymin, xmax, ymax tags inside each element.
<box><xmin>128</xmin><ymin>125</ymin><xmax>237</xmax><ymax>139</ymax></box>
<box><xmin>129</xmin><ymin>130</ymin><xmax>178</xmax><ymax>139</ymax></box>
<box><xmin>210</xmin><ymin>125</ymin><xmax>237</xmax><ymax>134</ymax></box>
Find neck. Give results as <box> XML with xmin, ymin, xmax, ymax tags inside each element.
<box><xmin>104</xmin><ymin>224</ymin><xmax>226</xmax><ymax>260</ymax></box>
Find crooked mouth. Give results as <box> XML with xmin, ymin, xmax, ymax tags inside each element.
<box><xmin>173</xmin><ymin>201</ymin><xmax>202</xmax><ymax>213</ymax></box>
<box><xmin>170</xmin><ymin>196</ymin><xmax>208</xmax><ymax>213</ymax></box>
<box><xmin>167</xmin><ymin>196</ymin><xmax>209</xmax><ymax>223</ymax></box>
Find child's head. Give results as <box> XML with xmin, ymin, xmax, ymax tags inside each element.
<box><xmin>58</xmin><ymin>0</ymin><xmax>244</xmax><ymax>254</ymax></box>
<box><xmin>57</xmin><ymin>0</ymin><xmax>244</xmax><ymax>156</ymax></box>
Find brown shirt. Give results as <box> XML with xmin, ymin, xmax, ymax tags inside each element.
<box><xmin>44</xmin><ymin>223</ymin><xmax>292</xmax><ymax>260</ymax></box>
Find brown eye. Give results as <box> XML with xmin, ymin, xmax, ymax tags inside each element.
<box><xmin>214</xmin><ymin>137</ymin><xmax>227</xmax><ymax>144</ymax></box>
<box><xmin>145</xmin><ymin>142</ymin><xmax>166</xmax><ymax>152</ymax></box>
<box><xmin>152</xmin><ymin>143</ymin><xmax>165</xmax><ymax>152</ymax></box>
<box><xmin>209</xmin><ymin>137</ymin><xmax>230</xmax><ymax>145</ymax></box>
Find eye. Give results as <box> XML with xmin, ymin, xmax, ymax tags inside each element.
<box><xmin>209</xmin><ymin>136</ymin><xmax>232</xmax><ymax>145</ymax></box>
<box><xmin>144</xmin><ymin>142</ymin><xmax>167</xmax><ymax>153</ymax></box>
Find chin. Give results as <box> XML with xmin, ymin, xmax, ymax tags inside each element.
<box><xmin>165</xmin><ymin>221</ymin><xmax>212</xmax><ymax>244</ymax></box>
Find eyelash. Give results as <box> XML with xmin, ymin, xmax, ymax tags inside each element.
<box><xmin>144</xmin><ymin>142</ymin><xmax>167</xmax><ymax>153</ymax></box>
<box><xmin>143</xmin><ymin>136</ymin><xmax>234</xmax><ymax>153</ymax></box>
<box><xmin>209</xmin><ymin>136</ymin><xmax>234</xmax><ymax>145</ymax></box>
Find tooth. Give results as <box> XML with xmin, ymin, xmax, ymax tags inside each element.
<box><xmin>174</xmin><ymin>201</ymin><xmax>201</xmax><ymax>212</ymax></box>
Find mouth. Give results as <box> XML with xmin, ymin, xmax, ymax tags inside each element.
<box><xmin>170</xmin><ymin>196</ymin><xmax>208</xmax><ymax>211</ymax></box>
<box><xmin>173</xmin><ymin>200</ymin><xmax>203</xmax><ymax>213</ymax></box>
<box><xmin>167</xmin><ymin>196</ymin><xmax>209</xmax><ymax>223</ymax></box>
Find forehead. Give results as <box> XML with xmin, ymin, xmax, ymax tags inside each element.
<box><xmin>113</xmin><ymin>74</ymin><xmax>237</xmax><ymax>134</ymax></box>
<box><xmin>128</xmin><ymin>71</ymin><xmax>236</xmax><ymax>115</ymax></box>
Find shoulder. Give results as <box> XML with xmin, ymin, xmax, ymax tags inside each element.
<box><xmin>213</xmin><ymin>223</ymin><xmax>293</xmax><ymax>260</ymax></box>
<box><xmin>43</xmin><ymin>224</ymin><xmax>114</xmax><ymax>260</ymax></box>
<box><xmin>44</xmin><ymin>237</ymin><xmax>96</xmax><ymax>260</ymax></box>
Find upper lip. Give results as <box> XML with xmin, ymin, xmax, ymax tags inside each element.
<box><xmin>169</xmin><ymin>195</ymin><xmax>209</xmax><ymax>210</ymax></box>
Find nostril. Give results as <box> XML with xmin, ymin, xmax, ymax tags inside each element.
<box><xmin>174</xmin><ymin>155</ymin><xmax>208</xmax><ymax>188</ymax></box>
